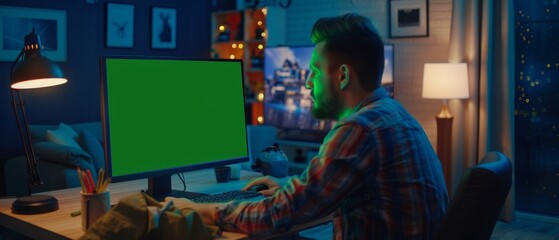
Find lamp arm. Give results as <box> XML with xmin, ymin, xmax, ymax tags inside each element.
<box><xmin>11</xmin><ymin>90</ymin><xmax>43</xmax><ymax>192</ymax></box>
<box><xmin>10</xmin><ymin>48</ymin><xmax>43</xmax><ymax>194</ymax></box>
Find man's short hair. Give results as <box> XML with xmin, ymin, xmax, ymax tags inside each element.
<box><xmin>311</xmin><ymin>13</ymin><xmax>385</xmax><ymax>91</ymax></box>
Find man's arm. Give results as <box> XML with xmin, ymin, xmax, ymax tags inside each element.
<box><xmin>166</xmin><ymin>175</ymin><xmax>283</xmax><ymax>225</ymax></box>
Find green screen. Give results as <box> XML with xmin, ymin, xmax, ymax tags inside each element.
<box><xmin>102</xmin><ymin>58</ymin><xmax>248</xmax><ymax>179</ymax></box>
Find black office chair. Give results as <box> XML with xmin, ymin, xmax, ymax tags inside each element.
<box><xmin>434</xmin><ymin>151</ymin><xmax>512</xmax><ymax>240</ymax></box>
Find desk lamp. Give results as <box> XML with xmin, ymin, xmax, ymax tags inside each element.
<box><xmin>422</xmin><ymin>63</ymin><xmax>469</xmax><ymax>193</ymax></box>
<box><xmin>10</xmin><ymin>29</ymin><xmax>67</xmax><ymax>214</ymax></box>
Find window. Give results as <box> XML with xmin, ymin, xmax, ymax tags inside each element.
<box><xmin>515</xmin><ymin>0</ymin><xmax>559</xmax><ymax>216</ymax></box>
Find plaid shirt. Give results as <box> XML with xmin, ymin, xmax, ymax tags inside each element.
<box><xmin>215</xmin><ymin>88</ymin><xmax>449</xmax><ymax>239</ymax></box>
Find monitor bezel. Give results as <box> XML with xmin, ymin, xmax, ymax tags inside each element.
<box><xmin>99</xmin><ymin>55</ymin><xmax>250</xmax><ymax>183</ymax></box>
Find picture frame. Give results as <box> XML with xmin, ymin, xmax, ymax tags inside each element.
<box><xmin>106</xmin><ymin>3</ymin><xmax>134</xmax><ymax>48</ymax></box>
<box><xmin>151</xmin><ymin>7</ymin><xmax>177</xmax><ymax>49</ymax></box>
<box><xmin>0</xmin><ymin>6</ymin><xmax>67</xmax><ymax>61</ymax></box>
<box><xmin>389</xmin><ymin>0</ymin><xmax>429</xmax><ymax>38</ymax></box>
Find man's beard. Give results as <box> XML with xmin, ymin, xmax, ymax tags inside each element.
<box><xmin>311</xmin><ymin>89</ymin><xmax>341</xmax><ymax>120</ymax></box>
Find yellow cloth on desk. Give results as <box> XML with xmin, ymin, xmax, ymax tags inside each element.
<box><xmin>79</xmin><ymin>192</ymin><xmax>219</xmax><ymax>240</ymax></box>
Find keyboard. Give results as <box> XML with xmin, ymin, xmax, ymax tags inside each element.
<box><xmin>191</xmin><ymin>190</ymin><xmax>264</xmax><ymax>203</ymax></box>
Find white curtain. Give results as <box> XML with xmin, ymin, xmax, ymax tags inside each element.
<box><xmin>448</xmin><ymin>0</ymin><xmax>515</xmax><ymax>222</ymax></box>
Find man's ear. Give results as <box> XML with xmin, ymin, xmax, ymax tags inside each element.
<box><xmin>339</xmin><ymin>64</ymin><xmax>349</xmax><ymax>90</ymax></box>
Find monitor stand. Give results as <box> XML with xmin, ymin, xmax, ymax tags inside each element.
<box><xmin>147</xmin><ymin>175</ymin><xmax>209</xmax><ymax>201</ymax></box>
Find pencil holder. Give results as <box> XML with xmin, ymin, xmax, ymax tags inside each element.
<box><xmin>80</xmin><ymin>191</ymin><xmax>110</xmax><ymax>231</ymax></box>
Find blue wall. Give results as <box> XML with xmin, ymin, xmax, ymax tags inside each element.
<box><xmin>0</xmin><ymin>1</ymin><xmax>212</xmax><ymax>193</ymax></box>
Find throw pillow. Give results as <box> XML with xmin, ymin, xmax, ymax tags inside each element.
<box><xmin>77</xmin><ymin>130</ymin><xmax>105</xmax><ymax>171</ymax></box>
<box><xmin>33</xmin><ymin>141</ymin><xmax>97</xmax><ymax>182</ymax></box>
<box><xmin>46</xmin><ymin>122</ymin><xmax>81</xmax><ymax>149</ymax></box>
<box><xmin>29</xmin><ymin>124</ymin><xmax>58</xmax><ymax>143</ymax></box>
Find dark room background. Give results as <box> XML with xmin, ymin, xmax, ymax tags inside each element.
<box><xmin>0</xmin><ymin>1</ymin><xmax>213</xmax><ymax>195</ymax></box>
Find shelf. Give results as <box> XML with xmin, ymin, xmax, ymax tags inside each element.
<box><xmin>245</xmin><ymin>39</ymin><xmax>265</xmax><ymax>44</ymax></box>
<box><xmin>211</xmin><ymin>7</ymin><xmax>270</xmax><ymax>125</ymax></box>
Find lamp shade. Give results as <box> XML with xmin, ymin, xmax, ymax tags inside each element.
<box><xmin>10</xmin><ymin>30</ymin><xmax>67</xmax><ymax>89</ymax></box>
<box><xmin>422</xmin><ymin>63</ymin><xmax>469</xmax><ymax>99</ymax></box>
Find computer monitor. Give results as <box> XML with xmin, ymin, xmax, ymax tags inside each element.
<box><xmin>100</xmin><ymin>56</ymin><xmax>249</xmax><ymax>200</ymax></box>
<box><xmin>263</xmin><ymin>44</ymin><xmax>394</xmax><ymax>142</ymax></box>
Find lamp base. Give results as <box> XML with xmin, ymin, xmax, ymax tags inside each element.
<box><xmin>11</xmin><ymin>195</ymin><xmax>59</xmax><ymax>214</ymax></box>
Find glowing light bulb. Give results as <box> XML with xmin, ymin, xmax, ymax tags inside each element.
<box><xmin>257</xmin><ymin>92</ymin><xmax>264</xmax><ymax>101</ymax></box>
<box><xmin>238</xmin><ymin>43</ymin><xmax>244</xmax><ymax>49</ymax></box>
<box><xmin>261</xmin><ymin>32</ymin><xmax>266</xmax><ymax>38</ymax></box>
<box><xmin>257</xmin><ymin>116</ymin><xmax>264</xmax><ymax>124</ymax></box>
<box><xmin>232</xmin><ymin>43</ymin><xmax>237</xmax><ymax>48</ymax></box>
<box><xmin>229</xmin><ymin>54</ymin><xmax>235</xmax><ymax>59</ymax></box>
<box><xmin>258</xmin><ymin>44</ymin><xmax>264</xmax><ymax>50</ymax></box>
<box><xmin>219</xmin><ymin>25</ymin><xmax>225</xmax><ymax>32</ymax></box>
<box><xmin>257</xmin><ymin>21</ymin><xmax>263</xmax><ymax>26</ymax></box>
<box><xmin>262</xmin><ymin>8</ymin><xmax>267</xmax><ymax>15</ymax></box>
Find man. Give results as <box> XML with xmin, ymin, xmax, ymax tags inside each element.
<box><xmin>167</xmin><ymin>13</ymin><xmax>448</xmax><ymax>239</ymax></box>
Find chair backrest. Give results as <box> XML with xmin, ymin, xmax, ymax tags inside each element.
<box><xmin>434</xmin><ymin>151</ymin><xmax>512</xmax><ymax>240</ymax></box>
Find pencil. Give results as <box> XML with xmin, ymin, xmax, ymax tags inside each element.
<box><xmin>82</xmin><ymin>171</ymin><xmax>92</xmax><ymax>193</ymax></box>
<box><xmin>99</xmin><ymin>177</ymin><xmax>110</xmax><ymax>193</ymax></box>
<box><xmin>97</xmin><ymin>168</ymin><xmax>104</xmax><ymax>192</ymax></box>
<box><xmin>86</xmin><ymin>169</ymin><xmax>95</xmax><ymax>193</ymax></box>
<box><xmin>77</xmin><ymin>168</ymin><xmax>86</xmax><ymax>193</ymax></box>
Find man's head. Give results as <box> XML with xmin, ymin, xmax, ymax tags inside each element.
<box><xmin>306</xmin><ymin>13</ymin><xmax>385</xmax><ymax>120</ymax></box>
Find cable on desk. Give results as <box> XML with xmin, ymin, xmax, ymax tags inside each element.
<box><xmin>177</xmin><ymin>173</ymin><xmax>187</xmax><ymax>192</ymax></box>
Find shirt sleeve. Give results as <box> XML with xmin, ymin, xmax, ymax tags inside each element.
<box><xmin>213</xmin><ymin>123</ymin><xmax>372</xmax><ymax>235</ymax></box>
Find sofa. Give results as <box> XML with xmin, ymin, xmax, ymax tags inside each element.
<box><xmin>4</xmin><ymin>123</ymin><xmax>284</xmax><ymax>196</ymax></box>
<box><xmin>4</xmin><ymin>121</ymin><xmax>104</xmax><ymax>196</ymax></box>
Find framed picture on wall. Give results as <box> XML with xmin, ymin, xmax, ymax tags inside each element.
<box><xmin>389</xmin><ymin>0</ymin><xmax>429</xmax><ymax>38</ymax></box>
<box><xmin>151</xmin><ymin>7</ymin><xmax>177</xmax><ymax>49</ymax></box>
<box><xmin>0</xmin><ymin>6</ymin><xmax>67</xmax><ymax>61</ymax></box>
<box><xmin>106</xmin><ymin>3</ymin><xmax>134</xmax><ymax>48</ymax></box>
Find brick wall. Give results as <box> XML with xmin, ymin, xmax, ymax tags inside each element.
<box><xmin>278</xmin><ymin>0</ymin><xmax>454</xmax><ymax>147</ymax></box>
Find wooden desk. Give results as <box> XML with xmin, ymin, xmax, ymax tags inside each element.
<box><xmin>0</xmin><ymin>169</ymin><xmax>330</xmax><ymax>239</ymax></box>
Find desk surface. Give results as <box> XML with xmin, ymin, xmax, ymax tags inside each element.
<box><xmin>0</xmin><ymin>169</ymin><xmax>261</xmax><ymax>240</ymax></box>
<box><xmin>1</xmin><ymin>169</ymin><xmax>331</xmax><ymax>240</ymax></box>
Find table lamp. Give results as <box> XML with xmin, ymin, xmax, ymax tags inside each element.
<box><xmin>422</xmin><ymin>63</ymin><xmax>469</xmax><ymax>193</ymax></box>
<box><xmin>9</xmin><ymin>29</ymin><xmax>67</xmax><ymax>214</ymax></box>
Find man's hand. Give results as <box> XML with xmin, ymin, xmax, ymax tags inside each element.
<box><xmin>165</xmin><ymin>196</ymin><xmax>197</xmax><ymax>210</ymax></box>
<box><xmin>164</xmin><ymin>197</ymin><xmax>221</xmax><ymax>225</ymax></box>
<box><xmin>242</xmin><ymin>176</ymin><xmax>281</xmax><ymax>196</ymax></box>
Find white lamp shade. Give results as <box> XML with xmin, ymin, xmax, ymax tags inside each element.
<box><xmin>422</xmin><ymin>63</ymin><xmax>469</xmax><ymax>99</ymax></box>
